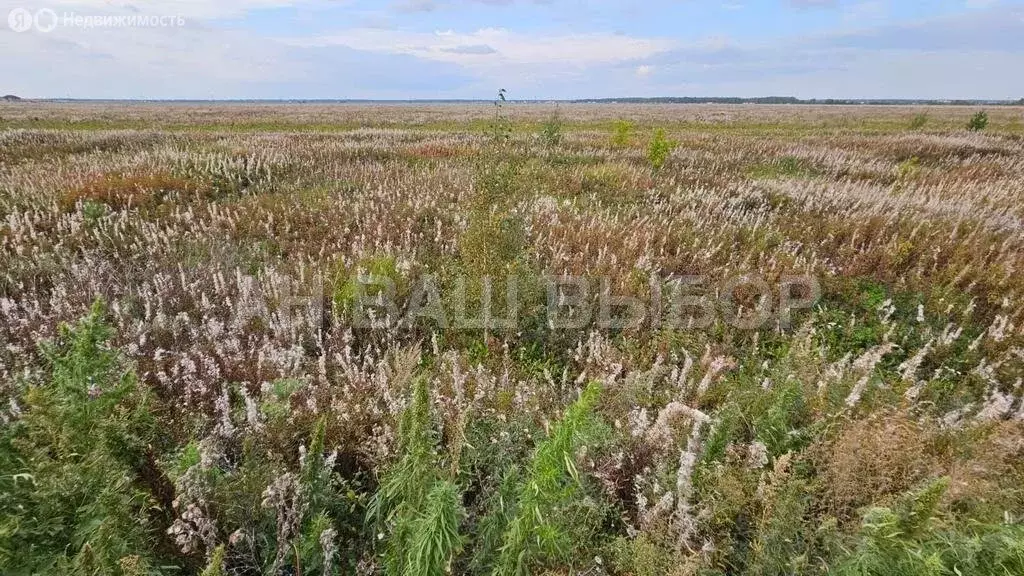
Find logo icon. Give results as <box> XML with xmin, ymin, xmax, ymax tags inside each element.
<box><xmin>34</xmin><ymin>8</ymin><xmax>58</xmax><ymax>33</ymax></box>
<box><xmin>7</xmin><ymin>7</ymin><xmax>32</xmax><ymax>32</ymax></box>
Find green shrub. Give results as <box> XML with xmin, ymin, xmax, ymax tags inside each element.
<box><xmin>967</xmin><ymin>110</ymin><xmax>989</xmax><ymax>132</ymax></box>
<box><xmin>909</xmin><ymin>113</ymin><xmax>928</xmax><ymax>130</ymax></box>
<box><xmin>0</xmin><ymin>301</ymin><xmax>163</xmax><ymax>575</ymax></box>
<box><xmin>369</xmin><ymin>377</ymin><xmax>465</xmax><ymax>576</ymax></box>
<box><xmin>459</xmin><ymin>210</ymin><xmax>527</xmax><ymax>280</ymax></box>
<box><xmin>834</xmin><ymin>477</ymin><xmax>1024</xmax><ymax>576</ymax></box>
<box><xmin>746</xmin><ymin>455</ymin><xmax>813</xmax><ymax>576</ymax></box>
<box><xmin>647</xmin><ymin>128</ymin><xmax>677</xmax><ymax>170</ymax></box>
<box><xmin>896</xmin><ymin>156</ymin><xmax>921</xmax><ymax>181</ymax></box>
<box><xmin>611</xmin><ymin>120</ymin><xmax>634</xmax><ymax>148</ymax></box>
<box><xmin>452</xmin><ymin>149</ymin><xmax>546</xmax><ymax>338</ymax></box>
<box><xmin>488</xmin><ymin>382</ymin><xmax>605</xmax><ymax>576</ymax></box>
<box><xmin>333</xmin><ymin>254</ymin><xmax>404</xmax><ymax>322</ymax></box>
<box><xmin>538</xmin><ymin>106</ymin><xmax>564</xmax><ymax>148</ymax></box>
<box><xmin>608</xmin><ymin>533</ymin><xmax>678</xmax><ymax>576</ymax></box>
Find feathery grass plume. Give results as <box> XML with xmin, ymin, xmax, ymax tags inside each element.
<box><xmin>491</xmin><ymin>381</ymin><xmax>603</xmax><ymax>576</ymax></box>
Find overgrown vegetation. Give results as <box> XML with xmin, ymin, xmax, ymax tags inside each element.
<box><xmin>2</xmin><ymin>102</ymin><xmax>1024</xmax><ymax>575</ymax></box>
<box><xmin>967</xmin><ymin>110</ymin><xmax>989</xmax><ymax>131</ymax></box>
<box><xmin>1</xmin><ymin>301</ymin><xmax>159</xmax><ymax>575</ymax></box>
<box><xmin>538</xmin><ymin>105</ymin><xmax>564</xmax><ymax>148</ymax></box>
<box><xmin>647</xmin><ymin>128</ymin><xmax>677</xmax><ymax>170</ymax></box>
<box><xmin>909</xmin><ymin>113</ymin><xmax>929</xmax><ymax>130</ymax></box>
<box><xmin>611</xmin><ymin>120</ymin><xmax>634</xmax><ymax>148</ymax></box>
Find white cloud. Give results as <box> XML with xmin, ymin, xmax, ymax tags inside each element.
<box><xmin>0</xmin><ymin>2</ymin><xmax>470</xmax><ymax>99</ymax></box>
<box><xmin>286</xmin><ymin>27</ymin><xmax>676</xmax><ymax>68</ymax></box>
<box><xmin>2</xmin><ymin>0</ymin><xmax>1022</xmax><ymax>99</ymax></box>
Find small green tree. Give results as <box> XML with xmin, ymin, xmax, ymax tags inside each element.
<box><xmin>967</xmin><ymin>110</ymin><xmax>989</xmax><ymax>131</ymax></box>
<box><xmin>647</xmin><ymin>128</ymin><xmax>677</xmax><ymax>170</ymax></box>
<box><xmin>610</xmin><ymin>120</ymin><xmax>633</xmax><ymax>148</ymax></box>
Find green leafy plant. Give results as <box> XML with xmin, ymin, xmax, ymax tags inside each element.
<box><xmin>333</xmin><ymin>254</ymin><xmax>405</xmax><ymax>325</ymax></box>
<box><xmin>538</xmin><ymin>105</ymin><xmax>564</xmax><ymax>148</ymax></box>
<box><xmin>610</xmin><ymin>120</ymin><xmax>634</xmax><ymax>148</ymax></box>
<box><xmin>406</xmin><ymin>480</ymin><xmax>464</xmax><ymax>576</ymax></box>
<box><xmin>0</xmin><ymin>301</ymin><xmax>162</xmax><ymax>575</ymax></box>
<box><xmin>368</xmin><ymin>377</ymin><xmax>465</xmax><ymax>576</ymax></box>
<box><xmin>833</xmin><ymin>477</ymin><xmax>1024</xmax><ymax>576</ymax></box>
<box><xmin>490</xmin><ymin>88</ymin><xmax>513</xmax><ymax>144</ymax></box>
<box><xmin>281</xmin><ymin>417</ymin><xmax>348</xmax><ymax>576</ymax></box>
<box><xmin>199</xmin><ymin>546</ymin><xmax>226</xmax><ymax>576</ymax></box>
<box><xmin>81</xmin><ymin>199</ymin><xmax>108</xmax><ymax>223</ymax></box>
<box><xmin>488</xmin><ymin>382</ymin><xmax>604</xmax><ymax>576</ymax></box>
<box><xmin>896</xmin><ymin>156</ymin><xmax>921</xmax><ymax>182</ymax></box>
<box><xmin>647</xmin><ymin>128</ymin><xmax>677</xmax><ymax>170</ymax></box>
<box><xmin>909</xmin><ymin>113</ymin><xmax>929</xmax><ymax>130</ymax></box>
<box><xmin>967</xmin><ymin>110</ymin><xmax>989</xmax><ymax>132</ymax></box>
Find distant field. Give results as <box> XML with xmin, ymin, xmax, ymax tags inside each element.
<box><xmin>3</xmin><ymin>101</ymin><xmax>1024</xmax><ymax>132</ymax></box>
<box><xmin>1</xmin><ymin>103</ymin><xmax>1023</xmax><ymax>575</ymax></box>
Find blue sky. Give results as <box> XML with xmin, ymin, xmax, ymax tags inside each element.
<box><xmin>2</xmin><ymin>0</ymin><xmax>1023</xmax><ymax>99</ymax></box>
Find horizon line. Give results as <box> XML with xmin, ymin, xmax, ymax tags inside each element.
<box><xmin>3</xmin><ymin>96</ymin><xmax>1023</xmax><ymax>106</ymax></box>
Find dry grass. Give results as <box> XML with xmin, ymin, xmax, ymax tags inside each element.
<box><xmin>2</xmin><ymin>102</ymin><xmax>1023</xmax><ymax>575</ymax></box>
<box><xmin>819</xmin><ymin>412</ymin><xmax>939</xmax><ymax>521</ymax></box>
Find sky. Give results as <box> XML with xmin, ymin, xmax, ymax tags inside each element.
<box><xmin>1</xmin><ymin>0</ymin><xmax>1023</xmax><ymax>100</ymax></box>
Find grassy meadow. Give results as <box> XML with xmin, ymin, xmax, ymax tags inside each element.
<box><xmin>1</xmin><ymin>101</ymin><xmax>1024</xmax><ymax>575</ymax></box>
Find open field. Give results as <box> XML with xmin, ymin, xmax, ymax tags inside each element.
<box><xmin>2</xmin><ymin>102</ymin><xmax>1024</xmax><ymax>575</ymax></box>
<box><xmin>4</xmin><ymin>102</ymin><xmax>1024</xmax><ymax>132</ymax></box>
